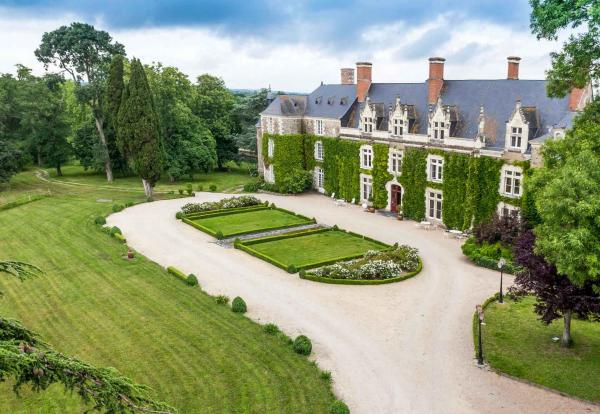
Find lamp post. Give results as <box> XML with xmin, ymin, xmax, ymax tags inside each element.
<box><xmin>497</xmin><ymin>258</ymin><xmax>506</xmax><ymax>304</ymax></box>
<box><xmin>476</xmin><ymin>304</ymin><xmax>485</xmax><ymax>366</ymax></box>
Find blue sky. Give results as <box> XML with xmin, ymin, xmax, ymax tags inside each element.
<box><xmin>0</xmin><ymin>1</ymin><xmax>566</xmax><ymax>90</ymax></box>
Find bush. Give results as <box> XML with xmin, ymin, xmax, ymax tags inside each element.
<box><xmin>215</xmin><ymin>295</ymin><xmax>229</xmax><ymax>305</ymax></box>
<box><xmin>293</xmin><ymin>335</ymin><xmax>312</xmax><ymax>356</ymax></box>
<box><xmin>215</xmin><ymin>230</ymin><xmax>224</xmax><ymax>240</ymax></box>
<box><xmin>263</xmin><ymin>323</ymin><xmax>280</xmax><ymax>335</ymax></box>
<box><xmin>114</xmin><ymin>233</ymin><xmax>126</xmax><ymax>243</ymax></box>
<box><xmin>320</xmin><ymin>371</ymin><xmax>332</xmax><ymax>381</ymax></box>
<box><xmin>112</xmin><ymin>204</ymin><xmax>124</xmax><ymax>213</ymax></box>
<box><xmin>175</xmin><ymin>211</ymin><xmax>183</xmax><ymax>219</ymax></box>
<box><xmin>186</xmin><ymin>274</ymin><xmax>199</xmax><ymax>286</ymax></box>
<box><xmin>178</xmin><ymin>189</ymin><xmax>184</xmax><ymax>195</ymax></box>
<box><xmin>109</xmin><ymin>226</ymin><xmax>122</xmax><ymax>236</ymax></box>
<box><xmin>462</xmin><ymin>237</ymin><xmax>518</xmax><ymax>274</ymax></box>
<box><xmin>231</xmin><ymin>296</ymin><xmax>247</xmax><ymax>313</ymax></box>
<box><xmin>329</xmin><ymin>400</ymin><xmax>350</xmax><ymax>414</ymax></box>
<box><xmin>124</xmin><ymin>201</ymin><xmax>134</xmax><ymax>207</ymax></box>
<box><xmin>181</xmin><ymin>196</ymin><xmax>262</xmax><ymax>215</ymax></box>
<box><xmin>475</xmin><ymin>213</ymin><xmax>523</xmax><ymax>246</ymax></box>
<box><xmin>94</xmin><ymin>216</ymin><xmax>106</xmax><ymax>225</ymax></box>
<box><xmin>197</xmin><ymin>184</ymin><xmax>203</xmax><ymax>191</ymax></box>
<box><xmin>287</xmin><ymin>264</ymin><xmax>297</xmax><ymax>273</ymax></box>
<box><xmin>209</xmin><ymin>184</ymin><xmax>217</xmax><ymax>192</ymax></box>
<box><xmin>277</xmin><ymin>168</ymin><xmax>313</xmax><ymax>194</ymax></box>
<box><xmin>243</xmin><ymin>182</ymin><xmax>262</xmax><ymax>192</ymax></box>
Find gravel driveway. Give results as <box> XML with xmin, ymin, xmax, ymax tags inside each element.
<box><xmin>108</xmin><ymin>192</ymin><xmax>598</xmax><ymax>414</ymax></box>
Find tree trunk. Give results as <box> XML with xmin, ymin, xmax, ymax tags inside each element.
<box><xmin>561</xmin><ymin>310</ymin><xmax>572</xmax><ymax>347</ymax></box>
<box><xmin>142</xmin><ymin>178</ymin><xmax>153</xmax><ymax>200</ymax></box>
<box><xmin>56</xmin><ymin>164</ymin><xmax>62</xmax><ymax>177</ymax></box>
<box><xmin>93</xmin><ymin>115</ymin><xmax>114</xmax><ymax>183</ymax></box>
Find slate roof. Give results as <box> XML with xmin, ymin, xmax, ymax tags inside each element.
<box><xmin>530</xmin><ymin>111</ymin><xmax>577</xmax><ymax>143</ymax></box>
<box><xmin>261</xmin><ymin>79</ymin><xmax>573</xmax><ymax>150</ymax></box>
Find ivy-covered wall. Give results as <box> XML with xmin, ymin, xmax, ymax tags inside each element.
<box><xmin>261</xmin><ymin>132</ymin><xmax>523</xmax><ymax>228</ymax></box>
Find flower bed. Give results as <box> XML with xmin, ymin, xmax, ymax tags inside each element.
<box><xmin>181</xmin><ymin>195</ymin><xmax>263</xmax><ymax>215</ymax></box>
<box><xmin>306</xmin><ymin>245</ymin><xmax>421</xmax><ymax>283</ymax></box>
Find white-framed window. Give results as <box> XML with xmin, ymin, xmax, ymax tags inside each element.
<box><xmin>497</xmin><ymin>202</ymin><xmax>520</xmax><ymax>219</ymax></box>
<box><xmin>314</xmin><ymin>141</ymin><xmax>324</xmax><ymax>161</ymax></box>
<box><xmin>500</xmin><ymin>165</ymin><xmax>522</xmax><ymax>197</ymax></box>
<box><xmin>432</xmin><ymin>121</ymin><xmax>446</xmax><ymax>140</ymax></box>
<box><xmin>363</xmin><ymin>116</ymin><xmax>374</xmax><ymax>133</ymax></box>
<box><xmin>264</xmin><ymin>165</ymin><xmax>275</xmax><ymax>183</ymax></box>
<box><xmin>360</xmin><ymin>145</ymin><xmax>373</xmax><ymax>169</ymax></box>
<box><xmin>427</xmin><ymin>155</ymin><xmax>444</xmax><ymax>182</ymax></box>
<box><xmin>510</xmin><ymin>127</ymin><xmax>522</xmax><ymax>149</ymax></box>
<box><xmin>361</xmin><ymin>174</ymin><xmax>373</xmax><ymax>202</ymax></box>
<box><xmin>314</xmin><ymin>167</ymin><xmax>324</xmax><ymax>191</ymax></box>
<box><xmin>267</xmin><ymin>138</ymin><xmax>275</xmax><ymax>158</ymax></box>
<box><xmin>266</xmin><ymin>117</ymin><xmax>275</xmax><ymax>134</ymax></box>
<box><xmin>389</xmin><ymin>149</ymin><xmax>403</xmax><ymax>175</ymax></box>
<box><xmin>315</xmin><ymin>119</ymin><xmax>325</xmax><ymax>136</ymax></box>
<box><xmin>392</xmin><ymin>118</ymin><xmax>404</xmax><ymax>136</ymax></box>
<box><xmin>427</xmin><ymin>189</ymin><xmax>443</xmax><ymax>221</ymax></box>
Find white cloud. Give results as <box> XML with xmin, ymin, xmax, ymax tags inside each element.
<box><xmin>0</xmin><ymin>9</ymin><xmax>566</xmax><ymax>92</ymax></box>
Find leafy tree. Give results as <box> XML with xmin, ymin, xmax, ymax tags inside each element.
<box><xmin>511</xmin><ymin>230</ymin><xmax>600</xmax><ymax>347</ymax></box>
<box><xmin>117</xmin><ymin>59</ymin><xmax>163</xmax><ymax>199</ymax></box>
<box><xmin>193</xmin><ymin>74</ymin><xmax>237</xmax><ymax>169</ymax></box>
<box><xmin>0</xmin><ymin>140</ymin><xmax>22</xmax><ymax>182</ymax></box>
<box><xmin>104</xmin><ymin>54</ymin><xmax>129</xmax><ymax>175</ymax></box>
<box><xmin>0</xmin><ymin>260</ymin><xmax>176</xmax><ymax>413</ymax></box>
<box><xmin>35</xmin><ymin>22</ymin><xmax>126</xmax><ymax>182</ymax></box>
<box><xmin>530</xmin><ymin>0</ymin><xmax>600</xmax><ymax>96</ymax></box>
<box><xmin>145</xmin><ymin>64</ymin><xmax>216</xmax><ymax>181</ymax></box>
<box><xmin>230</xmin><ymin>89</ymin><xmax>269</xmax><ymax>152</ymax></box>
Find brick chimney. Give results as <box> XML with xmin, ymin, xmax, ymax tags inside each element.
<box><xmin>569</xmin><ymin>87</ymin><xmax>584</xmax><ymax>111</ymax></box>
<box><xmin>356</xmin><ymin>62</ymin><xmax>372</xmax><ymax>102</ymax></box>
<box><xmin>341</xmin><ymin>68</ymin><xmax>355</xmax><ymax>85</ymax></box>
<box><xmin>507</xmin><ymin>56</ymin><xmax>521</xmax><ymax>80</ymax></box>
<box><xmin>428</xmin><ymin>57</ymin><xmax>445</xmax><ymax>104</ymax></box>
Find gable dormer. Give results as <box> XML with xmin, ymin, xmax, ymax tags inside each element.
<box><xmin>360</xmin><ymin>97</ymin><xmax>376</xmax><ymax>133</ymax></box>
<box><xmin>428</xmin><ymin>96</ymin><xmax>456</xmax><ymax>140</ymax></box>
<box><xmin>388</xmin><ymin>97</ymin><xmax>410</xmax><ymax>137</ymax></box>
<box><xmin>505</xmin><ymin>100</ymin><xmax>536</xmax><ymax>153</ymax></box>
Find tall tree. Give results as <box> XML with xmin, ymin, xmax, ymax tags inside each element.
<box><xmin>117</xmin><ymin>59</ymin><xmax>163</xmax><ymax>199</ymax></box>
<box><xmin>511</xmin><ymin>231</ymin><xmax>600</xmax><ymax>347</ymax></box>
<box><xmin>530</xmin><ymin>0</ymin><xmax>600</xmax><ymax>97</ymax></box>
<box><xmin>193</xmin><ymin>74</ymin><xmax>237</xmax><ymax>169</ymax></box>
<box><xmin>145</xmin><ymin>64</ymin><xmax>217</xmax><ymax>181</ymax></box>
<box><xmin>104</xmin><ymin>54</ymin><xmax>129</xmax><ymax>175</ymax></box>
<box><xmin>230</xmin><ymin>89</ymin><xmax>269</xmax><ymax>152</ymax></box>
<box><xmin>0</xmin><ymin>261</ymin><xmax>176</xmax><ymax>413</ymax></box>
<box><xmin>0</xmin><ymin>140</ymin><xmax>22</xmax><ymax>182</ymax></box>
<box><xmin>35</xmin><ymin>22</ymin><xmax>125</xmax><ymax>182</ymax></box>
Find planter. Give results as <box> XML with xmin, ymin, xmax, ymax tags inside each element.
<box><xmin>368</xmin><ymin>207</ymin><xmax>376</xmax><ymax>213</ymax></box>
<box><xmin>127</xmin><ymin>250</ymin><xmax>134</xmax><ymax>259</ymax></box>
<box><xmin>397</xmin><ymin>213</ymin><xmax>404</xmax><ymax>221</ymax></box>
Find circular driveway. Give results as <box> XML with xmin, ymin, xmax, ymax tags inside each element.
<box><xmin>108</xmin><ymin>192</ymin><xmax>598</xmax><ymax>414</ymax></box>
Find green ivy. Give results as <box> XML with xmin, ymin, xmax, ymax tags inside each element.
<box><xmin>372</xmin><ymin>144</ymin><xmax>393</xmax><ymax>208</ymax></box>
<box><xmin>322</xmin><ymin>138</ymin><xmax>361</xmax><ymax>201</ymax></box>
<box><xmin>442</xmin><ymin>152</ymin><xmax>470</xmax><ymax>230</ymax></box>
<box><xmin>398</xmin><ymin>148</ymin><xmax>428</xmax><ymax>220</ymax></box>
<box><xmin>466</xmin><ymin>156</ymin><xmax>504</xmax><ymax>226</ymax></box>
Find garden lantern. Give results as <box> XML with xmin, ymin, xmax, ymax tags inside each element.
<box><xmin>497</xmin><ymin>258</ymin><xmax>506</xmax><ymax>303</ymax></box>
<box><xmin>476</xmin><ymin>304</ymin><xmax>485</xmax><ymax>366</ymax></box>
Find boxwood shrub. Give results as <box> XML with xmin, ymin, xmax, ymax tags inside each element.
<box><xmin>109</xmin><ymin>226</ymin><xmax>122</xmax><ymax>236</ymax></box>
<box><xmin>263</xmin><ymin>323</ymin><xmax>280</xmax><ymax>335</ymax></box>
<box><xmin>186</xmin><ymin>274</ymin><xmax>199</xmax><ymax>286</ymax></box>
<box><xmin>175</xmin><ymin>211</ymin><xmax>183</xmax><ymax>219</ymax></box>
<box><xmin>329</xmin><ymin>400</ymin><xmax>350</xmax><ymax>414</ymax></box>
<box><xmin>209</xmin><ymin>184</ymin><xmax>217</xmax><ymax>192</ymax></box>
<box><xmin>293</xmin><ymin>335</ymin><xmax>312</xmax><ymax>356</ymax></box>
<box><xmin>231</xmin><ymin>296</ymin><xmax>247</xmax><ymax>313</ymax></box>
<box><xmin>94</xmin><ymin>216</ymin><xmax>106</xmax><ymax>225</ymax></box>
<box><xmin>112</xmin><ymin>204</ymin><xmax>124</xmax><ymax>213</ymax></box>
<box><xmin>215</xmin><ymin>295</ymin><xmax>229</xmax><ymax>305</ymax></box>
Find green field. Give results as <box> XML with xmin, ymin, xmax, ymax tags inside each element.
<box><xmin>478</xmin><ymin>297</ymin><xmax>600</xmax><ymax>402</ymax></box>
<box><xmin>0</xmin><ymin>170</ymin><xmax>334</xmax><ymax>413</ymax></box>
<box><xmin>243</xmin><ymin>229</ymin><xmax>388</xmax><ymax>270</ymax></box>
<box><xmin>190</xmin><ymin>208</ymin><xmax>313</xmax><ymax>237</ymax></box>
<box><xmin>38</xmin><ymin>162</ymin><xmax>258</xmax><ymax>195</ymax></box>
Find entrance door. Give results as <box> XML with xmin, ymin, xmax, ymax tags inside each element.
<box><xmin>390</xmin><ymin>185</ymin><xmax>402</xmax><ymax>213</ymax></box>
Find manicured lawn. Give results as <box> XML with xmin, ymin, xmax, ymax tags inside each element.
<box><xmin>191</xmin><ymin>208</ymin><xmax>313</xmax><ymax>237</ymax></box>
<box><xmin>45</xmin><ymin>162</ymin><xmax>258</xmax><ymax>194</ymax></box>
<box><xmin>245</xmin><ymin>229</ymin><xmax>388</xmax><ymax>269</ymax></box>
<box><xmin>479</xmin><ymin>296</ymin><xmax>600</xmax><ymax>403</ymax></box>
<box><xmin>0</xmin><ymin>171</ymin><xmax>334</xmax><ymax>413</ymax></box>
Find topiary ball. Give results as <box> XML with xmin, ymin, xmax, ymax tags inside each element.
<box><xmin>109</xmin><ymin>226</ymin><xmax>122</xmax><ymax>236</ymax></box>
<box><xmin>175</xmin><ymin>211</ymin><xmax>183</xmax><ymax>219</ymax></box>
<box><xmin>186</xmin><ymin>274</ymin><xmax>199</xmax><ymax>286</ymax></box>
<box><xmin>231</xmin><ymin>296</ymin><xmax>247</xmax><ymax>313</ymax></box>
<box><xmin>263</xmin><ymin>323</ymin><xmax>279</xmax><ymax>335</ymax></box>
<box><xmin>112</xmin><ymin>204</ymin><xmax>124</xmax><ymax>213</ymax></box>
<box><xmin>287</xmin><ymin>264</ymin><xmax>297</xmax><ymax>274</ymax></box>
<box><xmin>293</xmin><ymin>335</ymin><xmax>312</xmax><ymax>356</ymax></box>
<box><xmin>329</xmin><ymin>400</ymin><xmax>350</xmax><ymax>414</ymax></box>
<box><xmin>94</xmin><ymin>216</ymin><xmax>106</xmax><ymax>225</ymax></box>
<box><xmin>215</xmin><ymin>231</ymin><xmax>224</xmax><ymax>240</ymax></box>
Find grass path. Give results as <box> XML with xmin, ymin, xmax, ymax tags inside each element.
<box><xmin>0</xmin><ymin>171</ymin><xmax>334</xmax><ymax>413</ymax></box>
<box><xmin>480</xmin><ymin>297</ymin><xmax>600</xmax><ymax>403</ymax></box>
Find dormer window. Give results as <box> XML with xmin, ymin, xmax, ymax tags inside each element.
<box><xmin>315</xmin><ymin>119</ymin><xmax>324</xmax><ymax>136</ymax></box>
<box><xmin>360</xmin><ymin>145</ymin><xmax>373</xmax><ymax>169</ymax></box>
<box><xmin>314</xmin><ymin>141</ymin><xmax>324</xmax><ymax>161</ymax></box>
<box><xmin>392</xmin><ymin>118</ymin><xmax>404</xmax><ymax>136</ymax></box>
<box><xmin>363</xmin><ymin>116</ymin><xmax>374</xmax><ymax>133</ymax></box>
<box><xmin>510</xmin><ymin>127</ymin><xmax>522</xmax><ymax>148</ymax></box>
<box><xmin>433</xmin><ymin>122</ymin><xmax>445</xmax><ymax>139</ymax></box>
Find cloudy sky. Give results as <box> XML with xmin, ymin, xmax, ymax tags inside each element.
<box><xmin>0</xmin><ymin>0</ymin><xmax>571</xmax><ymax>91</ymax></box>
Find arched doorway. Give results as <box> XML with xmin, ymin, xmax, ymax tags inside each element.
<box><xmin>390</xmin><ymin>184</ymin><xmax>402</xmax><ymax>213</ymax></box>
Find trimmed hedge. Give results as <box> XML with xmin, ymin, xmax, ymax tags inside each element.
<box><xmin>113</xmin><ymin>232</ymin><xmax>127</xmax><ymax>243</ymax></box>
<box><xmin>185</xmin><ymin>205</ymin><xmax>269</xmax><ymax>220</ymax></box>
<box><xmin>293</xmin><ymin>335</ymin><xmax>312</xmax><ymax>356</ymax></box>
<box><xmin>302</xmin><ymin>257</ymin><xmax>423</xmax><ymax>285</ymax></box>
<box><xmin>462</xmin><ymin>237</ymin><xmax>518</xmax><ymax>274</ymax></box>
<box><xmin>329</xmin><ymin>400</ymin><xmax>350</xmax><ymax>414</ymax></box>
<box><xmin>167</xmin><ymin>266</ymin><xmax>199</xmax><ymax>287</ymax></box>
<box><xmin>94</xmin><ymin>216</ymin><xmax>106</xmax><ymax>225</ymax></box>
<box><xmin>231</xmin><ymin>296</ymin><xmax>247</xmax><ymax>313</ymax></box>
<box><xmin>0</xmin><ymin>194</ymin><xmax>50</xmax><ymax>212</ymax></box>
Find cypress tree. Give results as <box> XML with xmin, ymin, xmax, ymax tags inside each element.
<box><xmin>117</xmin><ymin>58</ymin><xmax>163</xmax><ymax>199</ymax></box>
<box><xmin>104</xmin><ymin>54</ymin><xmax>128</xmax><ymax>173</ymax></box>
